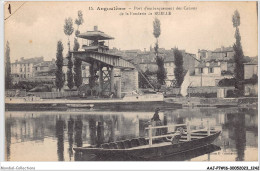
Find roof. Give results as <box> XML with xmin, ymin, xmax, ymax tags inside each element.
<box><xmin>78</xmin><ymin>30</ymin><xmax>114</xmax><ymax>40</ymax></box>
<box><xmin>34</xmin><ymin>61</ymin><xmax>55</xmax><ymax>67</ymax></box>
<box><xmin>213</xmin><ymin>46</ymin><xmax>233</xmax><ymax>53</ymax></box>
<box><xmin>12</xmin><ymin>57</ymin><xmax>44</xmax><ymax>64</ymax></box>
<box><xmin>244</xmin><ymin>57</ymin><xmax>258</xmax><ymax>65</ymax></box>
<box><xmin>195</xmin><ymin>61</ymin><xmax>221</xmax><ymax>68</ymax></box>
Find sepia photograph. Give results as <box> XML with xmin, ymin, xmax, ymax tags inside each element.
<box><xmin>2</xmin><ymin>0</ymin><xmax>258</xmax><ymax>166</ymax></box>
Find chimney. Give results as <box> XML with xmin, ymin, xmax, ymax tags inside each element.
<box><xmin>144</xmin><ymin>48</ymin><xmax>146</xmax><ymax>52</ymax></box>
<box><xmin>21</xmin><ymin>57</ymin><xmax>24</xmax><ymax>61</ymax></box>
<box><xmin>94</xmin><ymin>26</ymin><xmax>98</xmax><ymax>31</ymax></box>
<box><xmin>221</xmin><ymin>46</ymin><xmax>224</xmax><ymax>51</ymax></box>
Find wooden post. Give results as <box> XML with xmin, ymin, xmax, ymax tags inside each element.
<box><xmin>110</xmin><ymin>67</ymin><xmax>114</xmax><ymax>94</ymax></box>
<box><xmin>187</xmin><ymin>122</ymin><xmax>191</xmax><ymax>141</ymax></box>
<box><xmin>99</xmin><ymin>66</ymin><xmax>103</xmax><ymax>95</ymax></box>
<box><xmin>148</xmin><ymin>125</ymin><xmax>152</xmax><ymax>147</ymax></box>
<box><xmin>207</xmin><ymin>120</ymin><xmax>210</xmax><ymax>136</ymax></box>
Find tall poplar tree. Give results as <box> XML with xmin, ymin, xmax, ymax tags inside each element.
<box><xmin>73</xmin><ymin>10</ymin><xmax>84</xmax><ymax>88</ymax></box>
<box><xmin>5</xmin><ymin>41</ymin><xmax>12</xmax><ymax>89</ymax></box>
<box><xmin>64</xmin><ymin>17</ymin><xmax>74</xmax><ymax>89</ymax></box>
<box><xmin>173</xmin><ymin>48</ymin><xmax>184</xmax><ymax>87</ymax></box>
<box><xmin>232</xmin><ymin>10</ymin><xmax>244</xmax><ymax>92</ymax></box>
<box><xmin>55</xmin><ymin>41</ymin><xmax>64</xmax><ymax>91</ymax></box>
<box><xmin>153</xmin><ymin>18</ymin><xmax>166</xmax><ymax>86</ymax></box>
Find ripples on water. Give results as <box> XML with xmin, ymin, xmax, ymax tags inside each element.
<box><xmin>5</xmin><ymin>107</ymin><xmax>258</xmax><ymax>161</ymax></box>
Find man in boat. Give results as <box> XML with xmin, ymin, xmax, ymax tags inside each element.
<box><xmin>151</xmin><ymin>108</ymin><xmax>162</xmax><ymax>135</ymax></box>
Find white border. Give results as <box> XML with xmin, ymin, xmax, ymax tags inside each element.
<box><xmin>0</xmin><ymin>1</ymin><xmax>259</xmax><ymax>171</ymax></box>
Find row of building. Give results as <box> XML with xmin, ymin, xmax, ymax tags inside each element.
<box><xmin>10</xmin><ymin>56</ymin><xmax>91</xmax><ymax>86</ymax></box>
<box><xmin>10</xmin><ymin>45</ymin><xmax>257</xmax><ymax>89</ymax></box>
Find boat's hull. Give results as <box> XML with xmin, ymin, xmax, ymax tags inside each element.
<box><xmin>74</xmin><ymin>131</ymin><xmax>221</xmax><ymax>160</ymax></box>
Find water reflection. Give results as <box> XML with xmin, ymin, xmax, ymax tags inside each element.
<box><xmin>5</xmin><ymin>117</ymin><xmax>12</xmax><ymax>160</ymax></box>
<box><xmin>56</xmin><ymin>116</ymin><xmax>65</xmax><ymax>161</ymax></box>
<box><xmin>5</xmin><ymin>107</ymin><xmax>258</xmax><ymax>161</ymax></box>
<box><xmin>68</xmin><ymin>116</ymin><xmax>74</xmax><ymax>161</ymax></box>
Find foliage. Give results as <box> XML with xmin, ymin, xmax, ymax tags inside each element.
<box><xmin>75</xmin><ymin>11</ymin><xmax>84</xmax><ymax>27</ymax></box>
<box><xmin>156</xmin><ymin>56</ymin><xmax>166</xmax><ymax>85</ymax></box>
<box><xmin>64</xmin><ymin>17</ymin><xmax>74</xmax><ymax>89</ymax></box>
<box><xmin>153</xmin><ymin>18</ymin><xmax>166</xmax><ymax>86</ymax></box>
<box><xmin>232</xmin><ymin>10</ymin><xmax>240</xmax><ymax>28</ymax></box>
<box><xmin>64</xmin><ymin>18</ymin><xmax>74</xmax><ymax>39</ymax></box>
<box><xmin>232</xmin><ymin>10</ymin><xmax>244</xmax><ymax>92</ymax></box>
<box><xmin>55</xmin><ymin>41</ymin><xmax>64</xmax><ymax>91</ymax></box>
<box><xmin>67</xmin><ymin>52</ymin><xmax>74</xmax><ymax>89</ymax></box>
<box><xmin>5</xmin><ymin>41</ymin><xmax>12</xmax><ymax>89</ymax></box>
<box><xmin>221</xmin><ymin>70</ymin><xmax>234</xmax><ymax>76</ymax></box>
<box><xmin>12</xmin><ymin>81</ymin><xmax>54</xmax><ymax>91</ymax></box>
<box><xmin>73</xmin><ymin>53</ymin><xmax>82</xmax><ymax>88</ymax></box>
<box><xmin>73</xmin><ymin>10</ymin><xmax>84</xmax><ymax>88</ymax></box>
<box><xmin>173</xmin><ymin>48</ymin><xmax>184</xmax><ymax>87</ymax></box>
<box><xmin>153</xmin><ymin>18</ymin><xmax>161</xmax><ymax>38</ymax></box>
<box><xmin>244</xmin><ymin>74</ymin><xmax>258</xmax><ymax>85</ymax></box>
<box><xmin>218</xmin><ymin>78</ymin><xmax>236</xmax><ymax>87</ymax></box>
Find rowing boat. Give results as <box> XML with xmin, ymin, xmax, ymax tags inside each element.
<box><xmin>73</xmin><ymin>129</ymin><xmax>221</xmax><ymax>160</ymax></box>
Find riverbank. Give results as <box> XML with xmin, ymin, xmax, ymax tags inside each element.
<box><xmin>5</xmin><ymin>96</ymin><xmax>257</xmax><ymax>111</ymax></box>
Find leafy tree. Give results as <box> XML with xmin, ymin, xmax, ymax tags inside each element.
<box><xmin>64</xmin><ymin>17</ymin><xmax>74</xmax><ymax>89</ymax></box>
<box><xmin>153</xmin><ymin>18</ymin><xmax>166</xmax><ymax>86</ymax></box>
<box><xmin>75</xmin><ymin>10</ymin><xmax>84</xmax><ymax>37</ymax></box>
<box><xmin>173</xmin><ymin>48</ymin><xmax>184</xmax><ymax>87</ymax></box>
<box><xmin>232</xmin><ymin>10</ymin><xmax>244</xmax><ymax>93</ymax></box>
<box><xmin>67</xmin><ymin>52</ymin><xmax>74</xmax><ymax>89</ymax></box>
<box><xmin>73</xmin><ymin>11</ymin><xmax>84</xmax><ymax>88</ymax></box>
<box><xmin>55</xmin><ymin>41</ymin><xmax>64</xmax><ymax>91</ymax></box>
<box><xmin>5</xmin><ymin>41</ymin><xmax>12</xmax><ymax>89</ymax></box>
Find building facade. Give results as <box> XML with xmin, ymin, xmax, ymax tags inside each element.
<box><xmin>10</xmin><ymin>57</ymin><xmax>44</xmax><ymax>84</ymax></box>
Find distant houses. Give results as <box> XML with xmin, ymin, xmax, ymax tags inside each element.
<box><xmin>10</xmin><ymin>56</ymin><xmax>91</xmax><ymax>90</ymax></box>
<box><xmin>10</xmin><ymin>57</ymin><xmax>44</xmax><ymax>84</ymax></box>
<box><xmin>243</xmin><ymin>58</ymin><xmax>258</xmax><ymax>96</ymax></box>
<box><xmin>10</xmin><ymin>45</ymin><xmax>257</xmax><ymax>95</ymax></box>
<box><xmin>109</xmin><ymin>47</ymin><xmax>196</xmax><ymax>87</ymax></box>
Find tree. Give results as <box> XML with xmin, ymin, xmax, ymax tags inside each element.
<box><xmin>64</xmin><ymin>17</ymin><xmax>74</xmax><ymax>89</ymax></box>
<box><xmin>153</xmin><ymin>18</ymin><xmax>166</xmax><ymax>86</ymax></box>
<box><xmin>232</xmin><ymin>10</ymin><xmax>244</xmax><ymax>93</ymax></box>
<box><xmin>55</xmin><ymin>41</ymin><xmax>64</xmax><ymax>91</ymax></box>
<box><xmin>5</xmin><ymin>41</ymin><xmax>12</xmax><ymax>89</ymax></box>
<box><xmin>73</xmin><ymin>11</ymin><xmax>84</xmax><ymax>88</ymax></box>
<box><xmin>173</xmin><ymin>48</ymin><xmax>184</xmax><ymax>87</ymax></box>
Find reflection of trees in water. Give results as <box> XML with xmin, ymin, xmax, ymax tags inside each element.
<box><xmin>89</xmin><ymin>117</ymin><xmax>96</xmax><ymax>145</ymax></box>
<box><xmin>75</xmin><ymin>116</ymin><xmax>83</xmax><ymax>147</ymax></box>
<box><xmin>5</xmin><ymin>118</ymin><xmax>12</xmax><ymax>161</ymax></box>
<box><xmin>234</xmin><ymin>114</ymin><xmax>246</xmax><ymax>161</ymax></box>
<box><xmin>96</xmin><ymin>116</ymin><xmax>104</xmax><ymax>147</ymax></box>
<box><xmin>67</xmin><ymin>116</ymin><xmax>74</xmax><ymax>161</ymax></box>
<box><xmin>55</xmin><ymin>116</ymin><xmax>66</xmax><ymax>161</ymax></box>
<box><xmin>225</xmin><ymin>113</ymin><xmax>246</xmax><ymax>161</ymax></box>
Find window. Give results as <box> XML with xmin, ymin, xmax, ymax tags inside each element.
<box><xmin>225</xmin><ymin>52</ymin><xmax>227</xmax><ymax>57</ymax></box>
<box><xmin>20</xmin><ymin>68</ymin><xmax>22</xmax><ymax>72</ymax></box>
<box><xmin>209</xmin><ymin>68</ymin><xmax>214</xmax><ymax>73</ymax></box>
<box><xmin>199</xmin><ymin>68</ymin><xmax>204</xmax><ymax>73</ymax></box>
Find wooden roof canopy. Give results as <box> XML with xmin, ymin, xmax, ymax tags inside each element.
<box><xmin>78</xmin><ymin>26</ymin><xmax>114</xmax><ymax>40</ymax></box>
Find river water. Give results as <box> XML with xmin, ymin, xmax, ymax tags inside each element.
<box><xmin>5</xmin><ymin>107</ymin><xmax>258</xmax><ymax>161</ymax></box>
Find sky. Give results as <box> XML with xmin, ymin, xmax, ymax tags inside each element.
<box><xmin>4</xmin><ymin>1</ymin><xmax>258</xmax><ymax>62</ymax></box>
